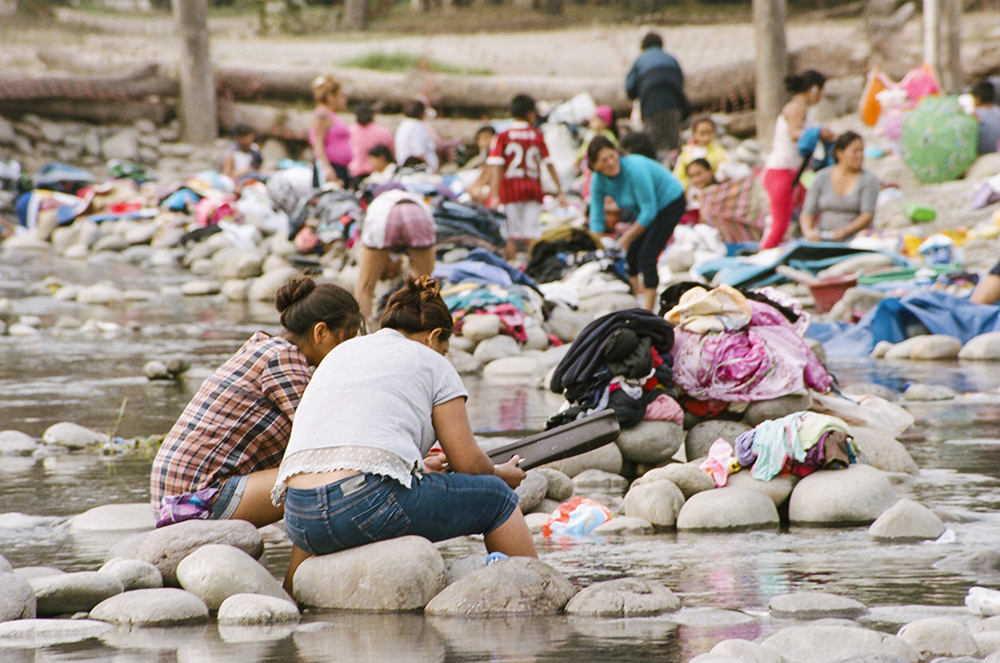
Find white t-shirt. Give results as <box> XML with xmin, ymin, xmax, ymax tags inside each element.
<box><xmin>394</xmin><ymin>118</ymin><xmax>439</xmax><ymax>172</ymax></box>
<box><xmin>283</xmin><ymin>328</ymin><xmax>467</xmax><ymax>470</ymax></box>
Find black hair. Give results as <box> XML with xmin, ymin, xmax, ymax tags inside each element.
<box><xmin>368</xmin><ymin>144</ymin><xmax>393</xmax><ymax>162</ymax></box>
<box><xmin>401</xmin><ymin>156</ymin><xmax>426</xmax><ymax>168</ymax></box>
<box><xmin>785</xmin><ymin>70</ymin><xmax>827</xmax><ymax>94</ymax></box>
<box><xmin>380</xmin><ymin>275</ymin><xmax>453</xmax><ymax>341</ymax></box>
<box><xmin>686</xmin><ymin>157</ymin><xmax>713</xmax><ymax>173</ymax></box>
<box><xmin>275</xmin><ymin>276</ymin><xmax>363</xmax><ymax>339</ymax></box>
<box><xmin>586</xmin><ymin>134</ymin><xmax>620</xmax><ymax>167</ymax></box>
<box><xmin>619</xmin><ymin>132</ymin><xmax>657</xmax><ymax>160</ymax></box>
<box><xmin>403</xmin><ymin>99</ymin><xmax>426</xmax><ymax>119</ymax></box>
<box><xmin>232</xmin><ymin>124</ymin><xmax>254</xmax><ymax>138</ymax></box>
<box><xmin>511</xmin><ymin>94</ymin><xmax>536</xmax><ymax>120</ymax></box>
<box><xmin>354</xmin><ymin>103</ymin><xmax>375</xmax><ymax>126</ymax></box>
<box><xmin>833</xmin><ymin>131</ymin><xmax>863</xmax><ymax>161</ymax></box>
<box><xmin>973</xmin><ymin>80</ymin><xmax>997</xmax><ymax>104</ymax></box>
<box><xmin>641</xmin><ymin>32</ymin><xmax>663</xmax><ymax>50</ymax></box>
<box><xmin>476</xmin><ymin>125</ymin><xmax>497</xmax><ymax>139</ymax></box>
<box><xmin>691</xmin><ymin>115</ymin><xmax>716</xmax><ymax>133</ymax></box>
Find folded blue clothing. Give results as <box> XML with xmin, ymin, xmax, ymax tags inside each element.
<box><xmin>434</xmin><ymin>261</ymin><xmax>513</xmax><ymax>287</ymax></box>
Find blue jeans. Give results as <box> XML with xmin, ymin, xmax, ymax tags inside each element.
<box><xmin>284</xmin><ymin>472</ymin><xmax>519</xmax><ymax>555</ymax></box>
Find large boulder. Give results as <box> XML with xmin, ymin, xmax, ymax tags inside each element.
<box><xmin>217</xmin><ymin>593</ymin><xmax>300</xmax><ymax>626</ymax></box>
<box><xmin>769</xmin><ymin>591</ymin><xmax>867</xmax><ymax>620</ymax></box>
<box><xmin>424</xmin><ymin>557</ymin><xmax>575</xmax><ymax>616</ymax></box>
<box><xmin>705</xmin><ymin>639</ymin><xmax>786</xmax><ymax>663</ymax></box>
<box><xmin>211</xmin><ymin>247</ymin><xmax>264</xmax><ymax>280</ymax></box>
<box><xmin>544</xmin><ymin>305</ymin><xmax>586</xmax><ymax>343</ymax></box>
<box><xmin>622</xmin><ymin>480</ymin><xmax>685</xmax><ymax>528</ymax></box>
<box><xmin>89</xmin><ymin>588</ymin><xmax>208</xmax><ymax>626</ymax></box>
<box><xmin>0</xmin><ymin>431</ymin><xmax>38</xmax><ymax>456</ymax></box>
<box><xmin>294</xmin><ymin>536</ymin><xmax>446</xmax><ymax>610</ymax></box>
<box><xmin>0</xmin><ymin>619</ymin><xmax>112</xmax><ymax>648</ymax></box>
<box><xmin>473</xmin><ymin>335</ymin><xmax>522</xmax><ymax>364</ymax></box>
<box><xmin>632</xmin><ymin>463</ymin><xmax>715</xmax><ymax>499</ymax></box>
<box><xmin>534</xmin><ymin>468</ymin><xmax>574</xmax><ymax>501</ymax></box>
<box><xmin>461</xmin><ymin>314</ymin><xmax>501</xmax><ymax>343</ymax></box>
<box><xmin>850</xmin><ymin>427</ymin><xmax>919</xmax><ymax>475</ymax></box>
<box><xmin>29</xmin><ymin>572</ymin><xmax>123</xmax><ymax>617</ymax></box>
<box><xmin>176</xmin><ymin>544</ymin><xmax>289</xmax><ymax>610</ymax></box>
<box><xmin>98</xmin><ymin>558</ymin><xmax>162</xmax><ymax>591</ymax></box>
<box><xmin>564</xmin><ymin>577</ymin><xmax>680</xmax><ymax>617</ymax></box>
<box><xmin>247</xmin><ymin>267</ymin><xmax>298</xmax><ymax>302</ymax></box>
<box><xmin>0</xmin><ymin>573</ymin><xmax>36</xmax><ymax>622</ymax></box>
<box><xmin>514</xmin><ymin>470</ymin><xmax>549</xmax><ymax>513</ymax></box>
<box><xmin>685</xmin><ymin>420</ymin><xmax>752</xmax><ymax>461</ymax></box>
<box><xmin>959</xmin><ymin>332</ymin><xmax>1000</xmax><ymax>360</ymax></box>
<box><xmin>539</xmin><ymin>442</ymin><xmax>622</xmax><ymax>477</ymax></box>
<box><xmin>616</xmin><ymin>420</ymin><xmax>685</xmax><ymax>465</ymax></box>
<box><xmin>868</xmin><ymin>498</ymin><xmax>946</xmax><ymax>541</ymax></box>
<box><xmin>761</xmin><ymin>624</ymin><xmax>919</xmax><ymax>663</ymax></box>
<box><xmin>676</xmin><ymin>487</ymin><xmax>779</xmax><ymax>530</ymax></box>
<box><xmin>896</xmin><ymin>617</ymin><xmax>977</xmax><ymax>659</ymax></box>
<box><xmin>744</xmin><ymin>393</ymin><xmax>812</xmax><ymax>427</ymax></box>
<box><xmin>724</xmin><ymin>470</ymin><xmax>797</xmax><ymax>506</ymax></box>
<box><xmin>788</xmin><ymin>465</ymin><xmax>897</xmax><ymax>525</ymax></box>
<box><xmin>69</xmin><ymin>503</ymin><xmax>155</xmax><ymax>533</ymax></box>
<box><xmin>42</xmin><ymin>422</ymin><xmax>108</xmax><ymax>450</ymax></box>
<box><xmin>105</xmin><ymin>519</ymin><xmax>264</xmax><ymax>586</ymax></box>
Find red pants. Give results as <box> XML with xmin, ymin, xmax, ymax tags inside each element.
<box><xmin>760</xmin><ymin>168</ymin><xmax>803</xmax><ymax>250</ymax></box>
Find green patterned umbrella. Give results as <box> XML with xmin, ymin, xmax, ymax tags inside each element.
<box><xmin>901</xmin><ymin>95</ymin><xmax>978</xmax><ymax>184</ymax></box>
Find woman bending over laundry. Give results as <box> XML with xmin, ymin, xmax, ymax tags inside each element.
<box><xmin>274</xmin><ymin>276</ymin><xmax>535</xmax><ymax>592</ymax></box>
<box><xmin>588</xmin><ymin>134</ymin><xmax>686</xmax><ymax>311</ymax></box>
<box><xmin>150</xmin><ymin>276</ymin><xmax>363</xmax><ymax>528</ymax></box>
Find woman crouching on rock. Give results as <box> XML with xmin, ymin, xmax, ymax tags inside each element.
<box><xmin>150</xmin><ymin>276</ymin><xmax>363</xmax><ymax>528</ymax></box>
<box><xmin>274</xmin><ymin>275</ymin><xmax>536</xmax><ymax>592</ymax></box>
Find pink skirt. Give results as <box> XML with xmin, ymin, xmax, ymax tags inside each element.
<box><xmin>383</xmin><ymin>201</ymin><xmax>436</xmax><ymax>249</ymax></box>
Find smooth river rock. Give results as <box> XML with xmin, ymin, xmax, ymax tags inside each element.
<box><xmin>564</xmin><ymin>577</ymin><xmax>680</xmax><ymax>617</ymax></box>
<box><xmin>0</xmin><ymin>619</ymin><xmax>112</xmax><ymax>648</ymax></box>
<box><xmin>483</xmin><ymin>356</ymin><xmax>541</xmax><ymax>381</ymax></box>
<box><xmin>706</xmin><ymin>639</ymin><xmax>786</xmax><ymax>663</ymax></box>
<box><xmin>106</xmin><ymin>519</ymin><xmax>264</xmax><ymax>586</ymax></box>
<box><xmin>0</xmin><ymin>573</ymin><xmax>36</xmax><ymax>622</ymax></box>
<box><xmin>294</xmin><ymin>536</ymin><xmax>446</xmax><ymax>611</ymax></box>
<box><xmin>217</xmin><ymin>593</ymin><xmax>300</xmax><ymax>626</ymax></box>
<box><xmin>0</xmin><ymin>554</ymin><xmax>11</xmax><ymax>574</ymax></box>
<box><xmin>89</xmin><ymin>587</ymin><xmax>209</xmax><ymax>626</ymax></box>
<box><xmin>676</xmin><ymin>487</ymin><xmax>779</xmax><ymax>530</ymax></box>
<box><xmin>761</xmin><ymin>624</ymin><xmax>919</xmax><ymax>663</ymax></box>
<box><xmin>534</xmin><ymin>468</ymin><xmax>574</xmax><ymax>501</ymax></box>
<box><xmin>473</xmin><ymin>335</ymin><xmax>521</xmax><ymax>364</ymax></box>
<box><xmin>788</xmin><ymin>465</ymin><xmax>897</xmax><ymax>525</ymax></box>
<box><xmin>724</xmin><ymin>470</ymin><xmax>796</xmax><ymax>506</ymax></box>
<box><xmin>211</xmin><ymin>247</ymin><xmax>264</xmax><ymax>280</ymax></box>
<box><xmin>616</xmin><ymin>420</ymin><xmax>685</xmax><ymax>465</ymax></box>
<box><xmin>424</xmin><ymin>557</ymin><xmax>576</xmax><ymax>616</ymax></box>
<box><xmin>899</xmin><ymin>335</ymin><xmax>963</xmax><ymax>360</ymax></box>
<box><xmin>850</xmin><ymin>426</ymin><xmax>920</xmax><ymax>475</ymax></box>
<box><xmin>69</xmin><ymin>503</ymin><xmax>155</xmax><ymax>533</ymax></box>
<box><xmin>896</xmin><ymin>617</ymin><xmax>978</xmax><ymax>659</ymax></box>
<box><xmin>572</xmin><ymin>469</ymin><xmax>629</xmax><ymax>495</ymax></box>
<box><xmin>76</xmin><ymin>283</ymin><xmax>124</xmax><ymax>305</ymax></box>
<box><xmin>29</xmin><ymin>572</ymin><xmax>123</xmax><ymax>616</ymax></box>
<box><xmin>685</xmin><ymin>420</ymin><xmax>752</xmax><ymax>461</ymax></box>
<box><xmin>539</xmin><ymin>442</ymin><xmax>622</xmax><ymax>477</ymax></box>
<box><xmin>622</xmin><ymin>480</ymin><xmax>686</xmax><ymax>528</ymax></box>
<box><xmin>448</xmin><ymin>349</ymin><xmax>481</xmax><ymax>375</ymax></box>
<box><xmin>744</xmin><ymin>393</ymin><xmax>812</xmax><ymax>427</ymax></box>
<box><xmin>959</xmin><ymin>332</ymin><xmax>1000</xmax><ymax>360</ymax></box>
<box><xmin>248</xmin><ymin>267</ymin><xmax>298</xmax><ymax>302</ymax></box>
<box><xmin>98</xmin><ymin>558</ymin><xmax>162</xmax><ymax>590</ymax></box>
<box><xmin>591</xmin><ymin>516</ymin><xmax>654</xmax><ymax>535</ymax></box>
<box><xmin>903</xmin><ymin>383</ymin><xmax>957</xmax><ymax>401</ymax></box>
<box><xmin>0</xmin><ymin>431</ymin><xmax>38</xmax><ymax>456</ymax></box>
<box><xmin>514</xmin><ymin>470</ymin><xmax>549</xmax><ymax>512</ymax></box>
<box><xmin>176</xmin><ymin>544</ymin><xmax>289</xmax><ymax>610</ymax></box>
<box><xmin>632</xmin><ymin>463</ymin><xmax>715</xmax><ymax>499</ymax></box>
<box><xmin>769</xmin><ymin>591</ymin><xmax>867</xmax><ymax>620</ymax></box>
<box><xmin>42</xmin><ymin>422</ymin><xmax>109</xmax><ymax>450</ymax></box>
<box><xmin>461</xmin><ymin>313</ymin><xmax>501</xmax><ymax>343</ymax></box>
<box><xmin>868</xmin><ymin>498</ymin><xmax>946</xmax><ymax>541</ymax></box>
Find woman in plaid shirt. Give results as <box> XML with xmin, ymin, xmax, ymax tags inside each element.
<box><xmin>151</xmin><ymin>276</ymin><xmax>363</xmax><ymax>527</ymax></box>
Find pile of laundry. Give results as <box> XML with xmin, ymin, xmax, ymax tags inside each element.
<box><xmin>700</xmin><ymin>411</ymin><xmax>858</xmax><ymax>487</ymax></box>
<box><xmin>443</xmin><ymin>280</ymin><xmax>545</xmax><ymax>344</ymax></box>
<box><xmin>548</xmin><ymin>309</ymin><xmax>682</xmax><ymax>430</ymax></box>
<box><xmin>525</xmin><ymin>226</ymin><xmax>631</xmax><ymax>310</ymax></box>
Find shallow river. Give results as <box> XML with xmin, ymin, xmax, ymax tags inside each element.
<box><xmin>2</xmin><ymin>250</ymin><xmax>1000</xmax><ymax>662</ymax></box>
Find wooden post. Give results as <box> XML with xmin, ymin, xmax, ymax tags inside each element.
<box><xmin>923</xmin><ymin>0</ymin><xmax>941</xmax><ymax>78</ymax></box>
<box><xmin>942</xmin><ymin>0</ymin><xmax>962</xmax><ymax>93</ymax></box>
<box><xmin>753</xmin><ymin>0</ymin><xmax>788</xmax><ymax>147</ymax></box>
<box><xmin>174</xmin><ymin>0</ymin><xmax>217</xmax><ymax>143</ymax></box>
<box><xmin>344</xmin><ymin>0</ymin><xmax>367</xmax><ymax>29</ymax></box>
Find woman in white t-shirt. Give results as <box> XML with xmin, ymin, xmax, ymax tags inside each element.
<box><xmin>274</xmin><ymin>276</ymin><xmax>535</xmax><ymax>592</ymax></box>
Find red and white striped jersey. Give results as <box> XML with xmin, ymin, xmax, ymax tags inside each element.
<box><xmin>487</xmin><ymin>121</ymin><xmax>550</xmax><ymax>204</ymax></box>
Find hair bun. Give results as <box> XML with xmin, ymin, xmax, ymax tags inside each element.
<box><xmin>416</xmin><ymin>276</ymin><xmax>441</xmax><ymax>303</ymax></box>
<box><xmin>275</xmin><ymin>275</ymin><xmax>315</xmax><ymax>314</ymax></box>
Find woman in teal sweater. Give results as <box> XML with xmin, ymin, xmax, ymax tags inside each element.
<box><xmin>588</xmin><ymin>135</ymin><xmax>686</xmax><ymax>310</ymax></box>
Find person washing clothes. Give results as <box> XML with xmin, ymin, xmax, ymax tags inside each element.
<box><xmin>673</xmin><ymin>116</ymin><xmax>729</xmax><ymax>190</ymax></box>
<box><xmin>587</xmin><ymin>134</ymin><xmax>686</xmax><ymax>311</ymax></box>
<box><xmin>760</xmin><ymin>70</ymin><xmax>833</xmax><ymax>250</ymax></box>
<box><xmin>487</xmin><ymin>94</ymin><xmax>567</xmax><ymax>262</ymax></box>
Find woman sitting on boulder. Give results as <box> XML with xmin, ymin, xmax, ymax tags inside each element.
<box><xmin>799</xmin><ymin>131</ymin><xmax>879</xmax><ymax>243</ymax></box>
<box><xmin>274</xmin><ymin>275</ymin><xmax>535</xmax><ymax>590</ymax></box>
<box><xmin>150</xmin><ymin>276</ymin><xmax>363</xmax><ymax>528</ymax></box>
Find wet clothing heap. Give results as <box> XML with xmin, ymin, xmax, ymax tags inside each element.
<box><xmin>524</xmin><ymin>226</ymin><xmax>630</xmax><ymax>310</ymax></box>
<box><xmin>443</xmin><ymin>282</ymin><xmax>543</xmax><ymax>344</ymax></box>
<box><xmin>549</xmin><ymin>309</ymin><xmax>676</xmax><ymax>430</ymax></box>
<box><xmin>666</xmin><ymin>284</ymin><xmax>833</xmax><ymax>404</ymax></box>
<box><xmin>733</xmin><ymin>411</ymin><xmax>857</xmax><ymax>481</ymax></box>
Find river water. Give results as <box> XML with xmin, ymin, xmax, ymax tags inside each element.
<box><xmin>2</xmin><ymin>250</ymin><xmax>1000</xmax><ymax>662</ymax></box>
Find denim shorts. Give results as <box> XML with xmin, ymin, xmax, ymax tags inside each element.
<box><xmin>283</xmin><ymin>472</ymin><xmax>519</xmax><ymax>556</ymax></box>
<box><xmin>208</xmin><ymin>475</ymin><xmax>247</xmax><ymax>520</ymax></box>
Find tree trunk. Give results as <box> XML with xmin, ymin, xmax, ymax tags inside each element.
<box><xmin>753</xmin><ymin>0</ymin><xmax>788</xmax><ymax>148</ymax></box>
<box><xmin>942</xmin><ymin>0</ymin><xmax>962</xmax><ymax>93</ymax></box>
<box><xmin>174</xmin><ymin>0</ymin><xmax>217</xmax><ymax>143</ymax></box>
<box><xmin>923</xmin><ymin>0</ymin><xmax>941</xmax><ymax>78</ymax></box>
<box><xmin>344</xmin><ymin>0</ymin><xmax>367</xmax><ymax>29</ymax></box>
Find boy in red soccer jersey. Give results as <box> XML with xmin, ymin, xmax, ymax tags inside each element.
<box><xmin>488</xmin><ymin>94</ymin><xmax>567</xmax><ymax>262</ymax></box>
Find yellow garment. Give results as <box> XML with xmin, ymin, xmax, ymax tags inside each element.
<box><xmin>577</xmin><ymin>129</ymin><xmax>619</xmax><ymax>163</ymax></box>
<box><xmin>664</xmin><ymin>284</ymin><xmax>753</xmax><ymax>334</ymax></box>
<box><xmin>673</xmin><ymin>140</ymin><xmax>730</xmax><ymax>190</ymax></box>
<box><xmin>535</xmin><ymin>224</ymin><xmax>603</xmax><ymax>247</ymax></box>
<box><xmin>797</xmin><ymin>413</ymin><xmax>852</xmax><ymax>450</ymax></box>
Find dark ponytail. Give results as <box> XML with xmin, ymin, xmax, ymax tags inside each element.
<box><xmin>785</xmin><ymin>70</ymin><xmax>826</xmax><ymax>94</ymax></box>
<box><xmin>380</xmin><ymin>276</ymin><xmax>454</xmax><ymax>341</ymax></box>
<box><xmin>275</xmin><ymin>275</ymin><xmax>363</xmax><ymax>339</ymax></box>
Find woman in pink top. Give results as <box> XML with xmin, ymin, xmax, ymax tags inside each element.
<box><xmin>348</xmin><ymin>103</ymin><xmax>394</xmax><ymax>183</ymax></box>
<box><xmin>309</xmin><ymin>75</ymin><xmax>353</xmax><ymax>187</ymax></box>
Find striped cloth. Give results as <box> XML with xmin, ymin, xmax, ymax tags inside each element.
<box><xmin>697</xmin><ymin>174</ymin><xmax>768</xmax><ymax>244</ymax></box>
<box><xmin>150</xmin><ymin>331</ymin><xmax>311</xmax><ymax>509</ymax></box>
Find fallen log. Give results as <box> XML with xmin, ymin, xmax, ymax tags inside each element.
<box><xmin>0</xmin><ymin>64</ymin><xmax>176</xmax><ymax>102</ymax></box>
<box><xmin>0</xmin><ymin>99</ymin><xmax>173</xmax><ymax>125</ymax></box>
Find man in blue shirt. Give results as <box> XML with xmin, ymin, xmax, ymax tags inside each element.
<box><xmin>626</xmin><ymin>32</ymin><xmax>691</xmax><ymax>156</ymax></box>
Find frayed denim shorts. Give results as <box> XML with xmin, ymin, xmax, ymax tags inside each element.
<box><xmin>283</xmin><ymin>472</ymin><xmax>519</xmax><ymax>555</ymax></box>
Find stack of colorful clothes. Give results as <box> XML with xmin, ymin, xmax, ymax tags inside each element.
<box><xmin>736</xmin><ymin>411</ymin><xmax>857</xmax><ymax>481</ymax></box>
<box><xmin>548</xmin><ymin>309</ymin><xmax>682</xmax><ymax>429</ymax></box>
<box><xmin>443</xmin><ymin>282</ymin><xmax>544</xmax><ymax>344</ymax></box>
<box><xmin>663</xmin><ymin>283</ymin><xmax>833</xmax><ymax>410</ymax></box>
